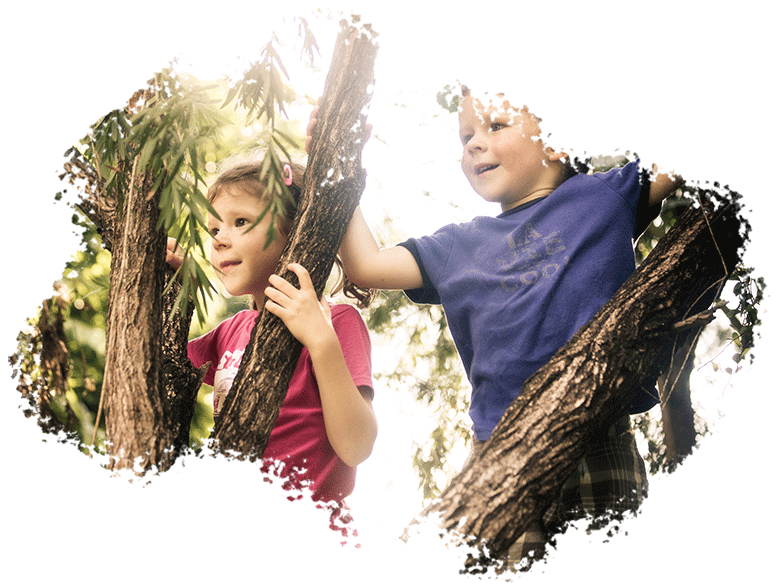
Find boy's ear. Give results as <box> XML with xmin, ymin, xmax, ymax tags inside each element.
<box><xmin>546</xmin><ymin>147</ymin><xmax>569</xmax><ymax>162</ymax></box>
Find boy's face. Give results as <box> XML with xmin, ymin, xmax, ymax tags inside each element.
<box><xmin>207</xmin><ymin>186</ymin><xmax>286</xmax><ymax>303</ymax></box>
<box><xmin>459</xmin><ymin>95</ymin><xmax>563</xmax><ymax>211</ymax></box>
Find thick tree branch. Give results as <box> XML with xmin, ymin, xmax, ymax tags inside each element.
<box><xmin>212</xmin><ymin>19</ymin><xmax>378</xmax><ymax>457</ymax></box>
<box><xmin>421</xmin><ymin>190</ymin><xmax>746</xmax><ymax>562</ymax></box>
<box><xmin>101</xmin><ymin>161</ymin><xmax>174</xmax><ymax>472</ymax></box>
<box><xmin>162</xmin><ymin>267</ymin><xmax>210</xmax><ymax>452</ymax></box>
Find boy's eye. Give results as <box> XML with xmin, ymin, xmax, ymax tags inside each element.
<box><xmin>235</xmin><ymin>218</ymin><xmax>249</xmax><ymax>228</ymax></box>
<box><xmin>209</xmin><ymin>227</ymin><xmax>219</xmax><ymax>237</ymax></box>
<box><xmin>461</xmin><ymin>134</ymin><xmax>473</xmax><ymax>145</ymax></box>
<box><xmin>490</xmin><ymin>122</ymin><xmax>506</xmax><ymax>132</ymax></box>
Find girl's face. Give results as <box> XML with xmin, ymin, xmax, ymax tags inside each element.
<box><xmin>208</xmin><ymin>185</ymin><xmax>286</xmax><ymax>304</ymax></box>
<box><xmin>459</xmin><ymin>95</ymin><xmax>564</xmax><ymax>211</ymax></box>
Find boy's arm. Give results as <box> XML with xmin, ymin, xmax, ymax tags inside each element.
<box><xmin>339</xmin><ymin>206</ymin><xmax>423</xmax><ymax>291</ymax></box>
<box><xmin>306</xmin><ymin>104</ymin><xmax>421</xmax><ymax>291</ymax></box>
<box><xmin>648</xmin><ymin>165</ymin><xmax>684</xmax><ymax>207</ymax></box>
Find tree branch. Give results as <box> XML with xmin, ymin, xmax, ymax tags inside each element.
<box><xmin>421</xmin><ymin>190</ymin><xmax>747</xmax><ymax>563</ymax></box>
<box><xmin>213</xmin><ymin>18</ymin><xmax>378</xmax><ymax>458</ymax></box>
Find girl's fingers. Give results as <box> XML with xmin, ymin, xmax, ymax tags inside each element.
<box><xmin>265</xmin><ymin>284</ymin><xmax>290</xmax><ymax>305</ymax></box>
<box><xmin>165</xmin><ymin>237</ymin><xmax>183</xmax><ymax>269</ymax></box>
<box><xmin>286</xmin><ymin>263</ymin><xmax>314</xmax><ymax>291</ymax></box>
<box><xmin>266</xmin><ymin>275</ymin><xmax>296</xmax><ymax>301</ymax></box>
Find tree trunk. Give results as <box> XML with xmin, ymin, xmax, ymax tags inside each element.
<box><xmin>101</xmin><ymin>161</ymin><xmax>175</xmax><ymax>472</ymax></box>
<box><xmin>422</xmin><ymin>191</ymin><xmax>745</xmax><ymax>562</ymax></box>
<box><xmin>212</xmin><ymin>19</ymin><xmax>378</xmax><ymax>457</ymax></box>
<box><xmin>162</xmin><ymin>267</ymin><xmax>210</xmax><ymax>452</ymax></box>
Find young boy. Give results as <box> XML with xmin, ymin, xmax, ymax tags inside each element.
<box><xmin>317</xmin><ymin>89</ymin><xmax>682</xmax><ymax>562</ymax></box>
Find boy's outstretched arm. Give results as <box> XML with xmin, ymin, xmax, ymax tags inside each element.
<box><xmin>307</xmin><ymin>103</ymin><xmax>422</xmax><ymax>291</ymax></box>
<box><xmin>339</xmin><ymin>206</ymin><xmax>423</xmax><ymax>291</ymax></box>
<box><xmin>649</xmin><ymin>165</ymin><xmax>684</xmax><ymax>207</ymax></box>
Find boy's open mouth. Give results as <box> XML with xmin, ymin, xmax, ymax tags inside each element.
<box><xmin>475</xmin><ymin>163</ymin><xmax>498</xmax><ymax>175</ymax></box>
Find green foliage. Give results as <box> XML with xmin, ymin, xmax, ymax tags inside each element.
<box><xmin>720</xmin><ymin>267</ymin><xmax>765</xmax><ymax>363</ymax></box>
<box><xmin>220</xmin><ymin>29</ymin><xmax>312</xmax><ymax>251</ymax></box>
<box><xmin>14</xmin><ymin>19</ymin><xmax>317</xmax><ymax>451</ymax></box>
<box><xmin>366</xmin><ymin>290</ymin><xmax>471</xmax><ymax>501</ymax></box>
<box><xmin>9</xmin><ymin>212</ymin><xmax>108</xmax><ymax>451</ymax></box>
<box><xmin>76</xmin><ymin>67</ymin><xmax>229</xmax><ymax>326</ymax></box>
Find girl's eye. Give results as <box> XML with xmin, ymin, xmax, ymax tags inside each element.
<box><xmin>210</xmin><ymin>227</ymin><xmax>219</xmax><ymax>237</ymax></box>
<box><xmin>490</xmin><ymin>122</ymin><xmax>506</xmax><ymax>132</ymax></box>
<box><xmin>235</xmin><ymin>218</ymin><xmax>248</xmax><ymax>228</ymax></box>
<box><xmin>461</xmin><ymin>134</ymin><xmax>473</xmax><ymax>145</ymax></box>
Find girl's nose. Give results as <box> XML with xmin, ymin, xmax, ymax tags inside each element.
<box><xmin>213</xmin><ymin>232</ymin><xmax>231</xmax><ymax>249</ymax></box>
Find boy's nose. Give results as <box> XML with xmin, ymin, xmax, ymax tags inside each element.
<box><xmin>466</xmin><ymin>130</ymin><xmax>487</xmax><ymax>153</ymax></box>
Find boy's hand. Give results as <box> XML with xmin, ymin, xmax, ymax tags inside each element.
<box><xmin>264</xmin><ymin>263</ymin><xmax>335</xmax><ymax>352</ymax></box>
<box><xmin>304</xmin><ymin>99</ymin><xmax>372</xmax><ymax>155</ymax></box>
<box><xmin>304</xmin><ymin>104</ymin><xmax>320</xmax><ymax>154</ymax></box>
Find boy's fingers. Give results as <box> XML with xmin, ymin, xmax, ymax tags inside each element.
<box><xmin>305</xmin><ymin>117</ymin><xmax>317</xmax><ymax>154</ymax></box>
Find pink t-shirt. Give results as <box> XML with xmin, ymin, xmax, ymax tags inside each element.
<box><xmin>187</xmin><ymin>304</ymin><xmax>373</xmax><ymax>503</ymax></box>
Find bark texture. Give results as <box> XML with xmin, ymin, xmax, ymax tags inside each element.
<box><xmin>162</xmin><ymin>267</ymin><xmax>210</xmax><ymax>452</ymax></box>
<box><xmin>422</xmin><ymin>190</ymin><xmax>746</xmax><ymax>561</ymax></box>
<box><xmin>212</xmin><ymin>19</ymin><xmax>378</xmax><ymax>457</ymax></box>
<box><xmin>101</xmin><ymin>163</ymin><xmax>174</xmax><ymax>471</ymax></box>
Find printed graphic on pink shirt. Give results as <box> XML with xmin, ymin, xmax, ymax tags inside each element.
<box><xmin>212</xmin><ymin>348</ymin><xmax>244</xmax><ymax>418</ymax></box>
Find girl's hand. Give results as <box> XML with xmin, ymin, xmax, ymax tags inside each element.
<box><xmin>264</xmin><ymin>263</ymin><xmax>335</xmax><ymax>352</ymax></box>
<box><xmin>166</xmin><ymin>237</ymin><xmax>184</xmax><ymax>270</ymax></box>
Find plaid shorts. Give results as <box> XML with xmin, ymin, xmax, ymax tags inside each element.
<box><xmin>467</xmin><ymin>415</ymin><xmax>648</xmax><ymax>568</ymax></box>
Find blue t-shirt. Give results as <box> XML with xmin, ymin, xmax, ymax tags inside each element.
<box><xmin>401</xmin><ymin>160</ymin><xmax>658</xmax><ymax>440</ymax></box>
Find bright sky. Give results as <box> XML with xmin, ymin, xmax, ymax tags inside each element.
<box><xmin>3</xmin><ymin>1</ymin><xmax>774</xmax><ymax>585</ymax></box>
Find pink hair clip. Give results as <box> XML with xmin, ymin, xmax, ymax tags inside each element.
<box><xmin>283</xmin><ymin>164</ymin><xmax>293</xmax><ymax>186</ymax></box>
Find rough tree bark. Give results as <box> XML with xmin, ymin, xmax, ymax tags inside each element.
<box><xmin>212</xmin><ymin>19</ymin><xmax>378</xmax><ymax>457</ymax></box>
<box><xmin>421</xmin><ymin>189</ymin><xmax>746</xmax><ymax>563</ymax></box>
<box><xmin>100</xmin><ymin>160</ymin><xmax>175</xmax><ymax>471</ymax></box>
<box><xmin>62</xmin><ymin>98</ymin><xmax>205</xmax><ymax>472</ymax></box>
<box><xmin>162</xmin><ymin>267</ymin><xmax>210</xmax><ymax>453</ymax></box>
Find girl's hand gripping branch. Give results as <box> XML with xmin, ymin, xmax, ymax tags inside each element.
<box><xmin>264</xmin><ymin>263</ymin><xmax>377</xmax><ymax>466</ymax></box>
<box><xmin>166</xmin><ymin>237</ymin><xmax>184</xmax><ymax>270</ymax></box>
<box><xmin>264</xmin><ymin>263</ymin><xmax>335</xmax><ymax>351</ymax></box>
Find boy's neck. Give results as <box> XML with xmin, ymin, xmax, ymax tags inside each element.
<box><xmin>501</xmin><ymin>188</ymin><xmax>556</xmax><ymax>212</ymax></box>
<box><xmin>500</xmin><ymin>161</ymin><xmax>575</xmax><ymax>212</ymax></box>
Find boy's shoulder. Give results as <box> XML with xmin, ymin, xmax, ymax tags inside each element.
<box><xmin>586</xmin><ymin>159</ymin><xmax>642</xmax><ymax>193</ymax></box>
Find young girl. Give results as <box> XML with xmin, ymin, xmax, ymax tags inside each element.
<box><xmin>310</xmin><ymin>89</ymin><xmax>683</xmax><ymax>562</ymax></box>
<box><xmin>166</xmin><ymin>161</ymin><xmax>377</xmax><ymax>516</ymax></box>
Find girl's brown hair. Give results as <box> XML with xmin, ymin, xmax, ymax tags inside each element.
<box><xmin>207</xmin><ymin>160</ymin><xmax>374</xmax><ymax>308</ymax></box>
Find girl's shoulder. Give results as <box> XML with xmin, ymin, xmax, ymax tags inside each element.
<box><xmin>207</xmin><ymin>309</ymin><xmax>260</xmax><ymax>341</ymax></box>
<box><xmin>329</xmin><ymin>303</ymin><xmax>369</xmax><ymax>334</ymax></box>
<box><xmin>329</xmin><ymin>303</ymin><xmax>363</xmax><ymax>322</ymax></box>
<box><xmin>220</xmin><ymin>308</ymin><xmax>260</xmax><ymax>327</ymax></box>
